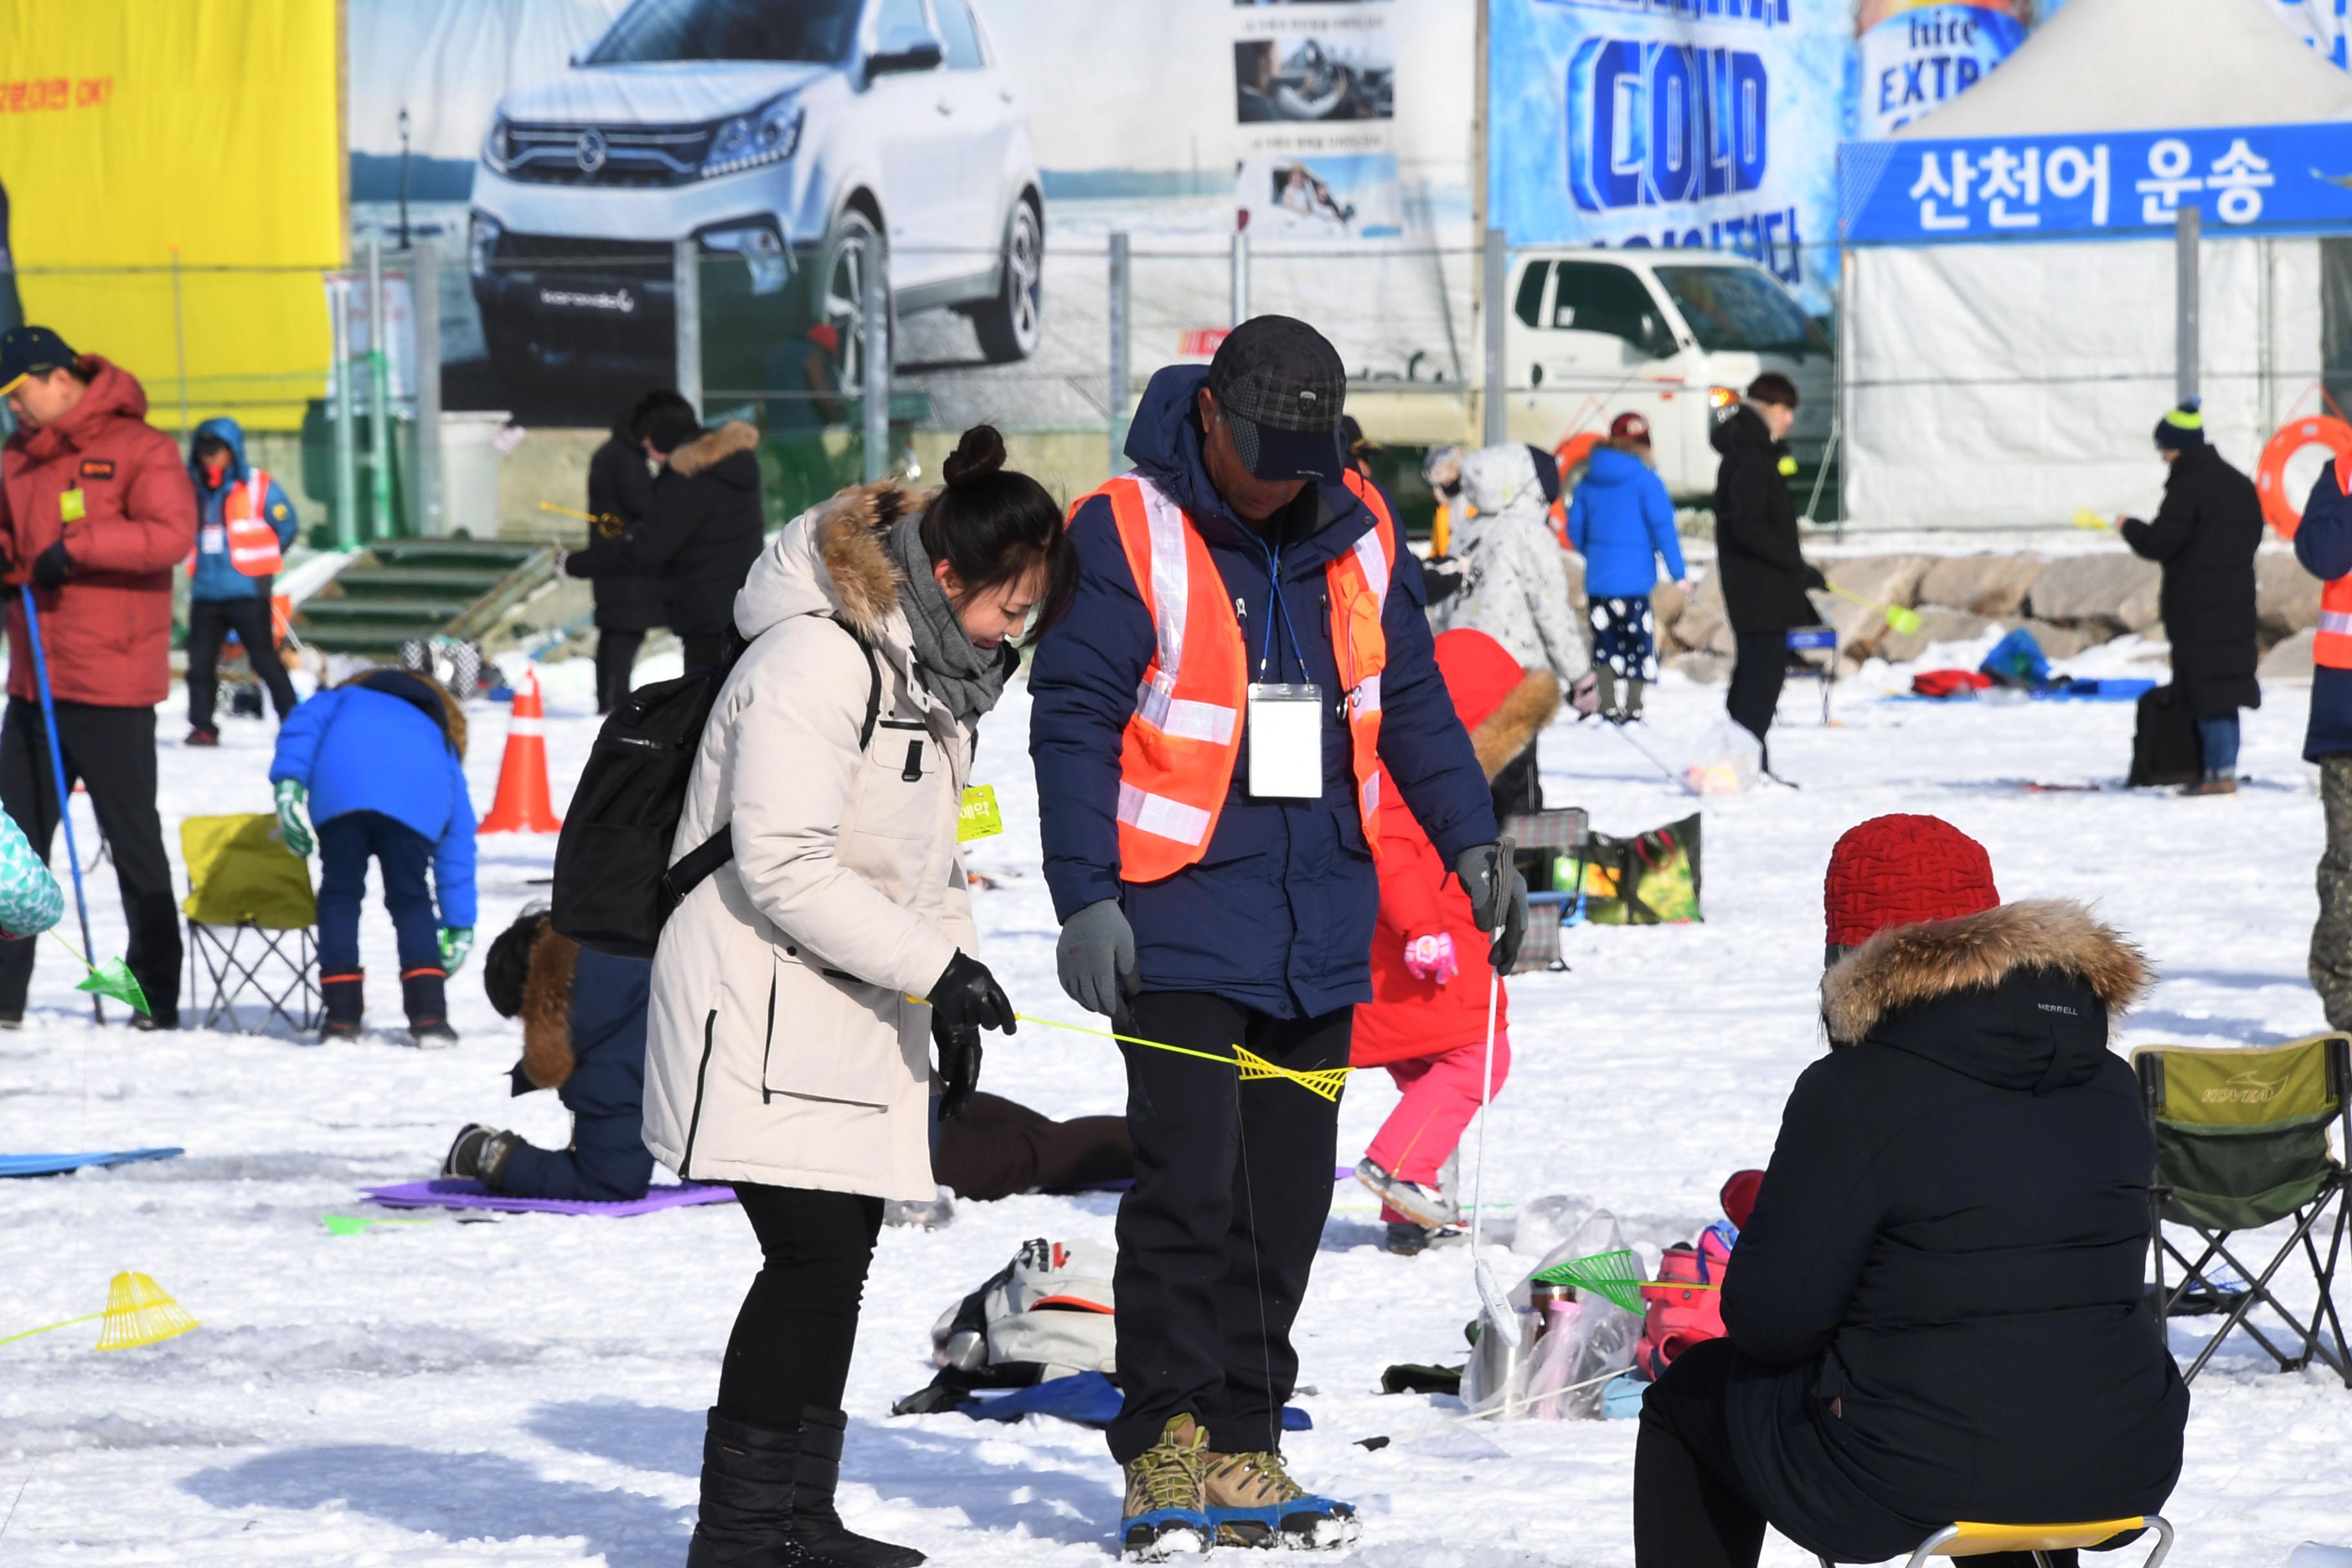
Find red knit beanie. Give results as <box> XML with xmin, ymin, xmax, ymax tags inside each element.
<box><xmin>1823</xmin><ymin>814</ymin><xmax>1999</xmax><ymax>950</ymax></box>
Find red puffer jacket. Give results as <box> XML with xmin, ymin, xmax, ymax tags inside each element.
<box><xmin>0</xmin><ymin>358</ymin><xmax>196</xmax><ymax>707</ymax></box>
<box><xmin>1353</xmin><ymin>629</ymin><xmax>1560</xmax><ymax>1068</ymax></box>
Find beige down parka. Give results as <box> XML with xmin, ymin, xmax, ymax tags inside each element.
<box><xmin>641</xmin><ymin>485</ymin><xmax>975</xmax><ymax>1201</ymax></box>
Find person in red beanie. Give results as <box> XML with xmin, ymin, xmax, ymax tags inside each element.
<box><xmin>1632</xmin><ymin>814</ymin><xmax>2186</xmax><ymax>1568</ymax></box>
<box><xmin>1351</xmin><ymin>628</ymin><xmax>1560</xmax><ymax>1253</ymax></box>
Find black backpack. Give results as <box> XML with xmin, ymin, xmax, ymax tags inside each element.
<box><xmin>549</xmin><ymin>620</ymin><xmax>880</xmax><ymax>959</ymax></box>
<box><xmin>2128</xmin><ymin>683</ymin><xmax>2204</xmax><ymax>789</ymax></box>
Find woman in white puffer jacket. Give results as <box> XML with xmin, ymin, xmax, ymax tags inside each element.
<box><xmin>643</xmin><ymin>426</ymin><xmax>1073</xmax><ymax>1568</ymax></box>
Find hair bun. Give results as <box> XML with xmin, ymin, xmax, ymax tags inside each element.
<box><xmin>942</xmin><ymin>424</ymin><xmax>1008</xmax><ymax>488</ymax></box>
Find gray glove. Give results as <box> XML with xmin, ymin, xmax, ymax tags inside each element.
<box><xmin>1056</xmin><ymin>898</ymin><xmax>1137</xmax><ymax>1018</ymax></box>
<box><xmin>1453</xmin><ymin>842</ymin><xmax>1531</xmax><ymax>974</ymax></box>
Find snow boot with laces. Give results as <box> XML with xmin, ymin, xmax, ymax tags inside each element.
<box><xmin>1121</xmin><ymin>1414</ymin><xmax>1212</xmax><ymax>1561</ymax></box>
<box><xmin>1202</xmin><ymin>1448</ymin><xmax>1360</xmax><ymax>1551</ymax></box>
<box><xmin>786</xmin><ymin>1406</ymin><xmax>923</xmax><ymax>1568</ymax></box>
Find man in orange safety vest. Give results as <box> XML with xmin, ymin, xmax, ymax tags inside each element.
<box><xmin>2297</xmin><ymin>453</ymin><xmax>2352</xmax><ymax>1026</ymax></box>
<box><xmin>184</xmin><ymin>416</ymin><xmax>299</xmax><ymax>744</ymax></box>
<box><xmin>1030</xmin><ymin>317</ymin><xmax>1525</xmax><ymax>1558</ymax></box>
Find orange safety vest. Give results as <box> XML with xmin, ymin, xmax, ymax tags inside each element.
<box><xmin>2320</xmin><ymin>454</ymin><xmax>2352</xmax><ymax>671</ymax></box>
<box><xmin>1077</xmin><ymin>469</ymin><xmax>1396</xmax><ymax>885</ymax></box>
<box><xmin>224</xmin><ymin>469</ymin><xmax>286</xmax><ymax>575</ymax></box>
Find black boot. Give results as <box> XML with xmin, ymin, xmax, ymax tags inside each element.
<box><xmin>402</xmin><ymin>967</ymin><xmax>458</xmax><ymax>1046</ymax></box>
<box><xmin>789</xmin><ymin>1406</ymin><xmax>923</xmax><ymax>1568</ymax></box>
<box><xmin>320</xmin><ymin>970</ymin><xmax>364</xmax><ymax>1042</ymax></box>
<box><xmin>687</xmin><ymin>1411</ymin><xmax>829</xmax><ymax>1568</ymax></box>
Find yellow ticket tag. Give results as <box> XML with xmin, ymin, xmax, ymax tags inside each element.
<box><xmin>58</xmin><ymin>488</ymin><xmax>85</xmax><ymax>523</ymax></box>
<box><xmin>957</xmin><ymin>784</ymin><xmax>1003</xmax><ymax>843</ymax></box>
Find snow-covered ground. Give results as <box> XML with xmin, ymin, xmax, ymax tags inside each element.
<box><xmin>5</xmin><ymin>637</ymin><xmax>2350</xmax><ymax>1566</ymax></box>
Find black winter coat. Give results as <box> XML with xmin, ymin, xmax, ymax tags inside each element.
<box><xmin>2121</xmin><ymin>444</ymin><xmax>2263</xmax><ymax>717</ymax></box>
<box><xmin>568</xmin><ymin>420</ymin><xmax>764</xmax><ymax>641</ymax></box>
<box><xmin>579</xmin><ymin>427</ymin><xmax>666</xmax><ymax>632</ymax></box>
<box><xmin>1711</xmin><ymin>404</ymin><xmax>1823</xmax><ymax>633</ymax></box>
<box><xmin>1721</xmin><ymin>901</ymin><xmax>2187</xmax><ymax>1562</ymax></box>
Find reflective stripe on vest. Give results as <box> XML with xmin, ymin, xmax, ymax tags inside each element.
<box><xmin>224</xmin><ymin>469</ymin><xmax>285</xmax><ymax>576</ymax></box>
<box><xmin>2324</xmin><ymin>454</ymin><xmax>2352</xmax><ymax>671</ymax></box>
<box><xmin>1079</xmin><ymin>469</ymin><xmax>1397</xmax><ymax>885</ymax></box>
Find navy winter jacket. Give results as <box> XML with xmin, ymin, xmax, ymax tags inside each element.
<box><xmin>269</xmin><ymin>676</ymin><xmax>477</xmax><ymax>928</ymax></box>
<box><xmin>1028</xmin><ymin>366</ymin><xmax>1498</xmax><ymax>1018</ymax></box>
<box><xmin>2298</xmin><ymin>466</ymin><xmax>2352</xmax><ymax>761</ymax></box>
<box><xmin>1566</xmin><ymin>445</ymin><xmax>1683</xmax><ymax>600</ymax></box>
<box><xmin>186</xmin><ymin>416</ymin><xmax>298</xmax><ymax>603</ymax></box>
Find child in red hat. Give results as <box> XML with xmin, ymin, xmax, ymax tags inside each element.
<box><xmin>1352</xmin><ymin>629</ymin><xmax>1560</xmax><ymax>1253</ymax></box>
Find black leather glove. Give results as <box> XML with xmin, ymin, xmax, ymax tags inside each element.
<box><xmin>1452</xmin><ymin>842</ymin><xmax>1531</xmax><ymax>974</ymax></box>
<box><xmin>928</xmin><ymin>950</ymin><xmax>1015</xmax><ymax>1035</ymax></box>
<box><xmin>936</xmin><ymin>1024</ymin><xmax>983</xmax><ymax>1121</ymax></box>
<box><xmin>32</xmin><ymin>541</ymin><xmax>72</xmax><ymax>590</ymax></box>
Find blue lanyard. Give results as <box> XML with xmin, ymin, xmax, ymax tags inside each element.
<box><xmin>1253</xmin><ymin>536</ymin><xmax>1309</xmax><ymax>683</ymax></box>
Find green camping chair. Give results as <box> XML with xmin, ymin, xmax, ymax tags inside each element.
<box><xmin>2133</xmin><ymin>1035</ymin><xmax>2351</xmax><ymax>1386</ymax></box>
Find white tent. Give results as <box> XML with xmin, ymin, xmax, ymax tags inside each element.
<box><xmin>1842</xmin><ymin>0</ymin><xmax>2352</xmax><ymax>531</ymax></box>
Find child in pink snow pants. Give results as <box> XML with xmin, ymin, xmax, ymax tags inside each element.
<box><xmin>1352</xmin><ymin>628</ymin><xmax>1558</xmax><ymax>1253</ymax></box>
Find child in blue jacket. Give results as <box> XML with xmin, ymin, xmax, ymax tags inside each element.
<box><xmin>269</xmin><ymin>669</ymin><xmax>476</xmax><ymax>1044</ymax></box>
<box><xmin>1566</xmin><ymin>412</ymin><xmax>1687</xmax><ymax>723</ymax></box>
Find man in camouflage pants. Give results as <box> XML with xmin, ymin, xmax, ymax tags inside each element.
<box><xmin>2295</xmin><ymin>461</ymin><xmax>2352</xmax><ymax>1026</ymax></box>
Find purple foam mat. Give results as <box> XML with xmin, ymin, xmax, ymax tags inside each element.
<box><xmin>362</xmin><ymin>1179</ymin><xmax>739</xmax><ymax>1216</ymax></box>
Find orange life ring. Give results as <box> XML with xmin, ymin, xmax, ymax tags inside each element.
<box><xmin>2256</xmin><ymin>416</ymin><xmax>2352</xmax><ymax>539</ymax></box>
<box><xmin>1551</xmin><ymin>431</ymin><xmax>1603</xmax><ymax>545</ymax></box>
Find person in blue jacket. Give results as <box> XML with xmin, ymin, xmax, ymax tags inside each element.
<box><xmin>2297</xmin><ymin>462</ymin><xmax>2352</xmax><ymax>1028</ymax></box>
<box><xmin>441</xmin><ymin>908</ymin><xmax>654</xmax><ymax>1202</ymax></box>
<box><xmin>1029</xmin><ymin>318</ymin><xmax>1522</xmax><ymax>1559</ymax></box>
<box><xmin>184</xmin><ymin>417</ymin><xmax>300</xmax><ymax>745</ymax></box>
<box><xmin>269</xmin><ymin>668</ymin><xmax>476</xmax><ymax>1044</ymax></box>
<box><xmin>1565</xmin><ymin>412</ymin><xmax>1685</xmax><ymax>724</ymax></box>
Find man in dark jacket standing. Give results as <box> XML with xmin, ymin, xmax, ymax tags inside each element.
<box><xmin>2291</xmin><ymin>459</ymin><xmax>2352</xmax><ymax>1026</ymax></box>
<box><xmin>1634</xmin><ymin>814</ymin><xmax>2186</xmax><ymax>1568</ymax></box>
<box><xmin>1712</xmin><ymin>373</ymin><xmax>1823</xmax><ymax>776</ymax></box>
<box><xmin>1030</xmin><ymin>317</ymin><xmax>1522</xmax><ymax>1558</ymax></box>
<box><xmin>565</xmin><ymin>406</ymin><xmax>763</xmax><ymax>674</ymax></box>
<box><xmin>574</xmin><ymin>391</ymin><xmax>683</xmax><ymax>713</ymax></box>
<box><xmin>2121</xmin><ymin>402</ymin><xmax>2262</xmax><ymax>794</ymax></box>
<box><xmin>0</xmin><ymin>328</ymin><xmax>195</xmax><ymax>1028</ymax></box>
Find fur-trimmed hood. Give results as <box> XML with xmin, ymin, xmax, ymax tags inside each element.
<box><xmin>342</xmin><ymin>667</ymin><xmax>467</xmax><ymax>760</ymax></box>
<box><xmin>1822</xmin><ymin>900</ymin><xmax>2151</xmax><ymax>1088</ymax></box>
<box><xmin>734</xmin><ymin>481</ymin><xmax>925</xmax><ymax>645</ymax></box>
<box><xmin>667</xmin><ymin>419</ymin><xmax>760</xmax><ymax>481</ymax></box>
<box><xmin>1468</xmin><ymin>669</ymin><xmax>1560</xmax><ymax>781</ymax></box>
<box><xmin>518</xmin><ymin>926</ymin><xmax>580</xmax><ymax>1090</ymax></box>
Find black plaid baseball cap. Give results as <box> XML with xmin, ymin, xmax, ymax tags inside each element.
<box><xmin>1209</xmin><ymin>315</ymin><xmax>1345</xmax><ymax>485</ymax></box>
<box><xmin>0</xmin><ymin>326</ymin><xmax>76</xmax><ymax>397</ymax></box>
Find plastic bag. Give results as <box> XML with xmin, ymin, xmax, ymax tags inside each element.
<box><xmin>1681</xmin><ymin>721</ymin><xmax>1762</xmax><ymax>797</ymax></box>
<box><xmin>1460</xmin><ymin>1210</ymin><xmax>1641</xmax><ymax>1420</ymax></box>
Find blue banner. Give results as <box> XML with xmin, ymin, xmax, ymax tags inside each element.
<box><xmin>1839</xmin><ymin>122</ymin><xmax>2352</xmax><ymax>246</ymax></box>
<box><xmin>1489</xmin><ymin>0</ymin><xmax>1848</xmax><ymax>312</ymax></box>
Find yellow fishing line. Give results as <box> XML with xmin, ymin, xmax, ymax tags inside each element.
<box><xmin>907</xmin><ymin>997</ymin><xmax>1353</xmax><ymax>1101</ymax></box>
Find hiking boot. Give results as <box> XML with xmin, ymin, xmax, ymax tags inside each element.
<box><xmin>1202</xmin><ymin>1449</ymin><xmax>1360</xmax><ymax>1551</ymax></box>
<box><xmin>184</xmin><ymin>727</ymin><xmax>219</xmax><ymax>747</ymax></box>
<box><xmin>686</xmin><ymin>1410</ymin><xmax>830</xmax><ymax>1568</ymax></box>
<box><xmin>1355</xmin><ymin>1157</ymin><xmax>1457</xmax><ymax>1230</ymax></box>
<box><xmin>787</xmin><ymin>1406</ymin><xmax>924</xmax><ymax>1568</ymax></box>
<box><xmin>442</xmin><ymin>1124</ymin><xmax>519</xmax><ymax>1190</ymax></box>
<box><xmin>2183</xmin><ymin>775</ymin><xmax>2239</xmax><ymax>796</ymax></box>
<box><xmin>1121</xmin><ymin>1415</ymin><xmax>1211</xmax><ymax>1561</ymax></box>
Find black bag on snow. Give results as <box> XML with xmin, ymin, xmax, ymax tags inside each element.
<box><xmin>549</xmin><ymin>620</ymin><xmax>879</xmax><ymax>959</ymax></box>
<box><xmin>2128</xmin><ymin>683</ymin><xmax>2203</xmax><ymax>789</ymax></box>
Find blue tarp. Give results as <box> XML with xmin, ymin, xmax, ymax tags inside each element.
<box><xmin>961</xmin><ymin>1372</ymin><xmax>1312</xmax><ymax>1432</ymax></box>
<box><xmin>0</xmin><ymin>1148</ymin><xmax>182</xmax><ymax>1178</ymax></box>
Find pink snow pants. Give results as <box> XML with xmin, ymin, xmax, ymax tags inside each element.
<box><xmin>1364</xmin><ymin>1030</ymin><xmax>1511</xmax><ymax>1222</ymax></box>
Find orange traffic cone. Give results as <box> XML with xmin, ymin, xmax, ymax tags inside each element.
<box><xmin>477</xmin><ymin>669</ymin><xmax>563</xmax><ymax>834</ymax></box>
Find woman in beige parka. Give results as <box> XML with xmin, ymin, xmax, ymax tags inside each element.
<box><xmin>643</xmin><ymin>426</ymin><xmax>1073</xmax><ymax>1568</ymax></box>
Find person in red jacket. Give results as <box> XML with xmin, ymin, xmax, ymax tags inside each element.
<box><xmin>1352</xmin><ymin>627</ymin><xmax>1560</xmax><ymax>1253</ymax></box>
<box><xmin>0</xmin><ymin>328</ymin><xmax>197</xmax><ymax>1028</ymax></box>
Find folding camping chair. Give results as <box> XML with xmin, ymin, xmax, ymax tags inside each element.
<box><xmin>1787</xmin><ymin>625</ymin><xmax>1838</xmax><ymax>723</ymax></box>
<box><xmin>1819</xmin><ymin>1514</ymin><xmax>2175</xmax><ymax>1568</ymax></box>
<box><xmin>2133</xmin><ymin>1034</ymin><xmax>2351</xmax><ymax>1386</ymax></box>
<box><xmin>181</xmin><ymin>814</ymin><xmax>320</xmax><ymax>1035</ymax></box>
<box><xmin>1502</xmin><ymin>806</ymin><xmax>1587</xmax><ymax>974</ymax></box>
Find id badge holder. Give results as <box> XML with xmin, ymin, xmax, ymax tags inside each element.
<box><xmin>1246</xmin><ymin>683</ymin><xmax>1322</xmax><ymax>799</ymax></box>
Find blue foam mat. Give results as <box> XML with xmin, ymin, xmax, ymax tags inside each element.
<box><xmin>0</xmin><ymin>1147</ymin><xmax>183</xmax><ymax>1178</ymax></box>
<box><xmin>961</xmin><ymin>1371</ymin><xmax>1309</xmax><ymax>1431</ymax></box>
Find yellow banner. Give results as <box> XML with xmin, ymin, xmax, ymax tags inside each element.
<box><xmin>0</xmin><ymin>0</ymin><xmax>343</xmax><ymax>430</ymax></box>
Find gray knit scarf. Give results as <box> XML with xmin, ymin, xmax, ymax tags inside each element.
<box><xmin>891</xmin><ymin>512</ymin><xmax>1017</xmax><ymax>726</ymax></box>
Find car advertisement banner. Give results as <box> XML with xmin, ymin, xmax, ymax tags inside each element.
<box><xmin>1839</xmin><ymin>121</ymin><xmax>2352</xmax><ymax>245</ymax></box>
<box><xmin>0</xmin><ymin>0</ymin><xmax>342</xmax><ymax>431</ymax></box>
<box><xmin>1486</xmin><ymin>0</ymin><xmax>1852</xmax><ymax>313</ymax></box>
<box><xmin>348</xmin><ymin>0</ymin><xmax>1478</xmax><ymax>450</ymax></box>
